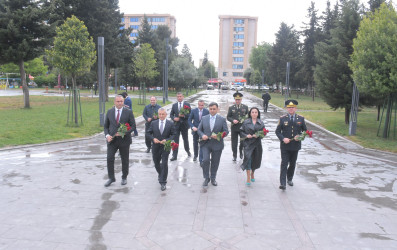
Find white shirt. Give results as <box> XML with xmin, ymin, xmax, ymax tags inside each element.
<box><xmin>115</xmin><ymin>107</ymin><xmax>123</xmax><ymax>121</ymax></box>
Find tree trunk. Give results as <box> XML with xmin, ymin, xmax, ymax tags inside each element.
<box><xmin>18</xmin><ymin>60</ymin><xmax>30</xmax><ymax>108</ymax></box>
<box><xmin>377</xmin><ymin>104</ymin><xmax>381</xmax><ymax>121</ymax></box>
<box><xmin>72</xmin><ymin>75</ymin><xmax>78</xmax><ymax>125</ymax></box>
<box><xmin>382</xmin><ymin>94</ymin><xmax>392</xmax><ymax>138</ymax></box>
<box><xmin>345</xmin><ymin>107</ymin><xmax>350</xmax><ymax>125</ymax></box>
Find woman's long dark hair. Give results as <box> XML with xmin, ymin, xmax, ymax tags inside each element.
<box><xmin>248</xmin><ymin>107</ymin><xmax>261</xmax><ymax>119</ymax></box>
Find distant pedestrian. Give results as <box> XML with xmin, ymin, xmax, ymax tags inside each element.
<box><xmin>121</xmin><ymin>92</ymin><xmax>138</xmax><ymax>136</ymax></box>
<box><xmin>261</xmin><ymin>91</ymin><xmax>271</xmax><ymax>112</ymax></box>
<box><xmin>275</xmin><ymin>100</ymin><xmax>307</xmax><ymax>190</ymax></box>
<box><xmin>143</xmin><ymin>96</ymin><xmax>162</xmax><ymax>153</ymax></box>
<box><xmin>240</xmin><ymin>107</ymin><xmax>266</xmax><ymax>186</ymax></box>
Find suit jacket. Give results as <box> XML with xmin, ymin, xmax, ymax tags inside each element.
<box><xmin>146</xmin><ymin>119</ymin><xmax>176</xmax><ymax>152</ymax></box>
<box><xmin>188</xmin><ymin>108</ymin><xmax>209</xmax><ymax>132</ymax></box>
<box><xmin>142</xmin><ymin>104</ymin><xmax>162</xmax><ymax>123</ymax></box>
<box><xmin>275</xmin><ymin>114</ymin><xmax>307</xmax><ymax>151</ymax></box>
<box><xmin>104</xmin><ymin>106</ymin><xmax>136</xmax><ymax>144</ymax></box>
<box><xmin>170</xmin><ymin>101</ymin><xmax>191</xmax><ymax>130</ymax></box>
<box><xmin>197</xmin><ymin>114</ymin><xmax>229</xmax><ymax>151</ymax></box>
<box><xmin>124</xmin><ymin>96</ymin><xmax>132</xmax><ymax>109</ymax></box>
<box><xmin>227</xmin><ymin>104</ymin><xmax>249</xmax><ymax>131</ymax></box>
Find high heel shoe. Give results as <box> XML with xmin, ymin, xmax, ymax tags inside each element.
<box><xmin>251</xmin><ymin>178</ymin><xmax>255</xmax><ymax>182</ymax></box>
<box><xmin>246</xmin><ymin>182</ymin><xmax>251</xmax><ymax>186</ymax></box>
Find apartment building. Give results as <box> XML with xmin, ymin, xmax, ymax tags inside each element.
<box><xmin>218</xmin><ymin>15</ymin><xmax>258</xmax><ymax>84</ymax></box>
<box><xmin>121</xmin><ymin>14</ymin><xmax>176</xmax><ymax>43</ymax></box>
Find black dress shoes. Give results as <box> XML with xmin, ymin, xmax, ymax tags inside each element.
<box><xmin>104</xmin><ymin>179</ymin><xmax>115</xmax><ymax>187</ymax></box>
<box><xmin>211</xmin><ymin>180</ymin><xmax>218</xmax><ymax>186</ymax></box>
<box><xmin>170</xmin><ymin>157</ymin><xmax>177</xmax><ymax>161</ymax></box>
<box><xmin>279</xmin><ymin>185</ymin><xmax>286</xmax><ymax>190</ymax></box>
<box><xmin>146</xmin><ymin>148</ymin><xmax>151</xmax><ymax>153</ymax></box>
<box><xmin>187</xmin><ymin>152</ymin><xmax>192</xmax><ymax>157</ymax></box>
<box><xmin>193</xmin><ymin>156</ymin><xmax>197</xmax><ymax>161</ymax></box>
<box><xmin>202</xmin><ymin>178</ymin><xmax>210</xmax><ymax>187</ymax></box>
<box><xmin>233</xmin><ymin>157</ymin><xmax>237</xmax><ymax>161</ymax></box>
<box><xmin>287</xmin><ymin>180</ymin><xmax>294</xmax><ymax>186</ymax></box>
<box><xmin>121</xmin><ymin>179</ymin><xmax>127</xmax><ymax>185</ymax></box>
<box><xmin>240</xmin><ymin>154</ymin><xmax>243</xmax><ymax>159</ymax></box>
<box><xmin>161</xmin><ymin>184</ymin><xmax>166</xmax><ymax>191</ymax></box>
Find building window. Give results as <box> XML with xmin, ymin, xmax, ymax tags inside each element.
<box><xmin>233</xmin><ymin>64</ymin><xmax>244</xmax><ymax>69</ymax></box>
<box><xmin>131</xmin><ymin>40</ymin><xmax>136</xmax><ymax>44</ymax></box>
<box><xmin>233</xmin><ymin>57</ymin><xmax>244</xmax><ymax>62</ymax></box>
<box><xmin>233</xmin><ymin>27</ymin><xmax>244</xmax><ymax>32</ymax></box>
<box><xmin>233</xmin><ymin>72</ymin><xmax>243</xmax><ymax>77</ymax></box>
<box><xmin>234</xmin><ymin>19</ymin><xmax>244</xmax><ymax>24</ymax></box>
<box><xmin>223</xmin><ymin>72</ymin><xmax>227</xmax><ymax>77</ymax></box>
<box><xmin>130</xmin><ymin>25</ymin><xmax>139</xmax><ymax>30</ymax></box>
<box><xmin>130</xmin><ymin>33</ymin><xmax>138</xmax><ymax>37</ymax></box>
<box><xmin>121</xmin><ymin>18</ymin><xmax>125</xmax><ymax>23</ymax></box>
<box><xmin>120</xmin><ymin>26</ymin><xmax>125</xmax><ymax>30</ymax></box>
<box><xmin>148</xmin><ymin>17</ymin><xmax>165</xmax><ymax>22</ymax></box>
<box><xmin>233</xmin><ymin>42</ymin><xmax>244</xmax><ymax>47</ymax></box>
<box><xmin>130</xmin><ymin>17</ymin><xmax>139</xmax><ymax>22</ymax></box>
<box><xmin>151</xmin><ymin>25</ymin><xmax>158</xmax><ymax>30</ymax></box>
<box><xmin>233</xmin><ymin>49</ymin><xmax>244</xmax><ymax>54</ymax></box>
<box><xmin>234</xmin><ymin>34</ymin><xmax>244</xmax><ymax>39</ymax></box>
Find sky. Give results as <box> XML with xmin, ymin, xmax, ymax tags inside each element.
<box><xmin>119</xmin><ymin>0</ymin><xmax>339</xmax><ymax>68</ymax></box>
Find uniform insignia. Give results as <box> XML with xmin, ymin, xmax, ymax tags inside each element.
<box><xmin>284</xmin><ymin>121</ymin><xmax>289</xmax><ymax>126</ymax></box>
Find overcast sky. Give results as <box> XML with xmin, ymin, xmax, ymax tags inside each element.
<box><xmin>119</xmin><ymin>0</ymin><xmax>341</xmax><ymax>68</ymax></box>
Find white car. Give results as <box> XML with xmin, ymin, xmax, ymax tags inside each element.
<box><xmin>231</xmin><ymin>85</ymin><xmax>244</xmax><ymax>91</ymax></box>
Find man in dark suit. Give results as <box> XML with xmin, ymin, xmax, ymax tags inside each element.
<box><xmin>188</xmin><ymin>100</ymin><xmax>209</xmax><ymax>163</ymax></box>
<box><xmin>146</xmin><ymin>108</ymin><xmax>175</xmax><ymax>191</ymax></box>
<box><xmin>142</xmin><ymin>96</ymin><xmax>162</xmax><ymax>153</ymax></box>
<box><xmin>104</xmin><ymin>95</ymin><xmax>136</xmax><ymax>187</ymax></box>
<box><xmin>170</xmin><ymin>92</ymin><xmax>191</xmax><ymax>161</ymax></box>
<box><xmin>275</xmin><ymin>100</ymin><xmax>307</xmax><ymax>190</ymax></box>
<box><xmin>261</xmin><ymin>91</ymin><xmax>271</xmax><ymax>112</ymax></box>
<box><xmin>197</xmin><ymin>102</ymin><xmax>229</xmax><ymax>187</ymax></box>
<box><xmin>227</xmin><ymin>92</ymin><xmax>249</xmax><ymax>161</ymax></box>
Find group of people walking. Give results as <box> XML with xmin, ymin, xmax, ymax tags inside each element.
<box><xmin>103</xmin><ymin>91</ymin><xmax>307</xmax><ymax>192</ymax></box>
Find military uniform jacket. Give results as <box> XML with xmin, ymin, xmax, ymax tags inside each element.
<box><xmin>275</xmin><ymin>114</ymin><xmax>307</xmax><ymax>151</ymax></box>
<box><xmin>227</xmin><ymin>104</ymin><xmax>249</xmax><ymax>132</ymax></box>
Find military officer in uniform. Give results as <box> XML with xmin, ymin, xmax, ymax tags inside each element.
<box><xmin>275</xmin><ymin>100</ymin><xmax>307</xmax><ymax>190</ymax></box>
<box><xmin>227</xmin><ymin>92</ymin><xmax>249</xmax><ymax>161</ymax></box>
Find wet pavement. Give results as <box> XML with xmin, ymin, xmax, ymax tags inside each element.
<box><xmin>0</xmin><ymin>90</ymin><xmax>396</xmax><ymax>250</ymax></box>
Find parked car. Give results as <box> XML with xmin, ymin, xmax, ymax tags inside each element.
<box><xmin>207</xmin><ymin>84</ymin><xmax>214</xmax><ymax>90</ymax></box>
<box><xmin>231</xmin><ymin>85</ymin><xmax>244</xmax><ymax>91</ymax></box>
<box><xmin>221</xmin><ymin>85</ymin><xmax>229</xmax><ymax>90</ymax></box>
<box><xmin>120</xmin><ymin>85</ymin><xmax>126</xmax><ymax>90</ymax></box>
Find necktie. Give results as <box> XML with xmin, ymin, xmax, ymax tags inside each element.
<box><xmin>199</xmin><ymin>110</ymin><xmax>202</xmax><ymax>121</ymax></box>
<box><xmin>116</xmin><ymin>109</ymin><xmax>120</xmax><ymax>124</ymax></box>
<box><xmin>160</xmin><ymin>121</ymin><xmax>164</xmax><ymax>134</ymax></box>
<box><xmin>210</xmin><ymin>116</ymin><xmax>215</xmax><ymax>131</ymax></box>
<box><xmin>290</xmin><ymin>115</ymin><xmax>294</xmax><ymax>123</ymax></box>
<box><xmin>179</xmin><ymin>102</ymin><xmax>182</xmax><ymax>110</ymax></box>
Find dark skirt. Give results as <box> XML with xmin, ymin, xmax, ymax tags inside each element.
<box><xmin>240</xmin><ymin>138</ymin><xmax>263</xmax><ymax>171</ymax></box>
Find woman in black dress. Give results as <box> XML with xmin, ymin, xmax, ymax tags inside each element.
<box><xmin>240</xmin><ymin>107</ymin><xmax>266</xmax><ymax>186</ymax></box>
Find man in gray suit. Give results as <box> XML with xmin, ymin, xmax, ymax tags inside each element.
<box><xmin>197</xmin><ymin>102</ymin><xmax>229</xmax><ymax>187</ymax></box>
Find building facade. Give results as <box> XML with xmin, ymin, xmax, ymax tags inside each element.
<box><xmin>121</xmin><ymin>14</ymin><xmax>176</xmax><ymax>43</ymax></box>
<box><xmin>218</xmin><ymin>15</ymin><xmax>258</xmax><ymax>84</ymax></box>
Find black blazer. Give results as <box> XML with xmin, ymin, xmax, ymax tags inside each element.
<box><xmin>275</xmin><ymin>114</ymin><xmax>307</xmax><ymax>151</ymax></box>
<box><xmin>146</xmin><ymin>119</ymin><xmax>176</xmax><ymax>148</ymax></box>
<box><xmin>170</xmin><ymin>101</ymin><xmax>191</xmax><ymax>130</ymax></box>
<box><xmin>104</xmin><ymin>106</ymin><xmax>136</xmax><ymax>144</ymax></box>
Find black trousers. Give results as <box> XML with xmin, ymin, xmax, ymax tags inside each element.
<box><xmin>201</xmin><ymin>146</ymin><xmax>222</xmax><ymax>180</ymax></box>
<box><xmin>153</xmin><ymin>147</ymin><xmax>170</xmax><ymax>184</ymax></box>
<box><xmin>279</xmin><ymin>149</ymin><xmax>299</xmax><ymax>186</ymax></box>
<box><xmin>192</xmin><ymin>132</ymin><xmax>204</xmax><ymax>162</ymax></box>
<box><xmin>173</xmin><ymin>126</ymin><xmax>190</xmax><ymax>158</ymax></box>
<box><xmin>107</xmin><ymin>138</ymin><xmax>130</xmax><ymax>180</ymax></box>
<box><xmin>145</xmin><ymin>122</ymin><xmax>152</xmax><ymax>149</ymax></box>
<box><xmin>231</xmin><ymin>129</ymin><xmax>243</xmax><ymax>158</ymax></box>
<box><xmin>263</xmin><ymin>101</ymin><xmax>269</xmax><ymax>112</ymax></box>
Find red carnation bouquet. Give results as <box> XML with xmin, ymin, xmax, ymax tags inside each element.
<box><xmin>163</xmin><ymin>140</ymin><xmax>179</xmax><ymax>152</ymax></box>
<box><xmin>211</xmin><ymin>131</ymin><xmax>227</xmax><ymax>141</ymax></box>
<box><xmin>118</xmin><ymin>123</ymin><xmax>132</xmax><ymax>138</ymax></box>
<box><xmin>179</xmin><ymin>105</ymin><xmax>191</xmax><ymax>117</ymax></box>
<box><xmin>241</xmin><ymin>128</ymin><xmax>269</xmax><ymax>141</ymax></box>
<box><xmin>297</xmin><ymin>130</ymin><xmax>313</xmax><ymax>141</ymax></box>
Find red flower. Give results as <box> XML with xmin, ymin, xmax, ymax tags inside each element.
<box><xmin>183</xmin><ymin>105</ymin><xmax>190</xmax><ymax>110</ymax></box>
<box><xmin>306</xmin><ymin>130</ymin><xmax>313</xmax><ymax>138</ymax></box>
<box><xmin>263</xmin><ymin>128</ymin><xmax>269</xmax><ymax>135</ymax></box>
<box><xmin>222</xmin><ymin>132</ymin><xmax>227</xmax><ymax>138</ymax></box>
<box><xmin>171</xmin><ymin>142</ymin><xmax>179</xmax><ymax>151</ymax></box>
<box><xmin>126</xmin><ymin>123</ymin><xmax>131</xmax><ymax>130</ymax></box>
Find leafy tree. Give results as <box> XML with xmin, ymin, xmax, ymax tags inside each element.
<box><xmin>134</xmin><ymin>43</ymin><xmax>158</xmax><ymax>86</ymax></box>
<box><xmin>314</xmin><ymin>0</ymin><xmax>361</xmax><ymax>124</ymax></box>
<box><xmin>249</xmin><ymin>42</ymin><xmax>272</xmax><ymax>83</ymax></box>
<box><xmin>0</xmin><ymin>0</ymin><xmax>53</xmax><ymax>108</ymax></box>
<box><xmin>181</xmin><ymin>44</ymin><xmax>193</xmax><ymax>64</ymax></box>
<box><xmin>320</xmin><ymin>0</ymin><xmax>339</xmax><ymax>41</ymax></box>
<box><xmin>47</xmin><ymin>15</ymin><xmax>96</xmax><ymax>125</ymax></box>
<box><xmin>250</xmin><ymin>70</ymin><xmax>262</xmax><ymax>86</ymax></box>
<box><xmin>243</xmin><ymin>68</ymin><xmax>253</xmax><ymax>86</ymax></box>
<box><xmin>350</xmin><ymin>2</ymin><xmax>397</xmax><ymax>137</ymax></box>
<box><xmin>169</xmin><ymin>57</ymin><xmax>197</xmax><ymax>91</ymax></box>
<box><xmin>268</xmin><ymin>23</ymin><xmax>303</xmax><ymax>89</ymax></box>
<box><xmin>202</xmin><ymin>51</ymin><xmax>209</xmax><ymax>67</ymax></box>
<box><xmin>137</xmin><ymin>15</ymin><xmax>154</xmax><ymax>45</ymax></box>
<box><xmin>368</xmin><ymin>0</ymin><xmax>386</xmax><ymax>12</ymax></box>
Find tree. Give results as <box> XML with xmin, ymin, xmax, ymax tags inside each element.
<box><xmin>314</xmin><ymin>0</ymin><xmax>361</xmax><ymax>124</ymax></box>
<box><xmin>268</xmin><ymin>23</ymin><xmax>303</xmax><ymax>89</ymax></box>
<box><xmin>47</xmin><ymin>15</ymin><xmax>96</xmax><ymax>125</ymax></box>
<box><xmin>0</xmin><ymin>0</ymin><xmax>53</xmax><ymax>108</ymax></box>
<box><xmin>181</xmin><ymin>44</ymin><xmax>193</xmax><ymax>64</ymax></box>
<box><xmin>249</xmin><ymin>42</ymin><xmax>272</xmax><ymax>83</ymax></box>
<box><xmin>134</xmin><ymin>43</ymin><xmax>158</xmax><ymax>86</ymax></box>
<box><xmin>320</xmin><ymin>0</ymin><xmax>339</xmax><ymax>41</ymax></box>
<box><xmin>137</xmin><ymin>15</ymin><xmax>155</xmax><ymax>45</ymax></box>
<box><xmin>350</xmin><ymin>2</ymin><xmax>397</xmax><ymax>137</ymax></box>
<box><xmin>169</xmin><ymin>57</ymin><xmax>197</xmax><ymax>91</ymax></box>
<box><xmin>368</xmin><ymin>0</ymin><xmax>386</xmax><ymax>12</ymax></box>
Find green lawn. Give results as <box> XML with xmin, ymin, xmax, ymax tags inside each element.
<box><xmin>0</xmin><ymin>95</ymin><xmax>170</xmax><ymax>148</ymax></box>
<box><xmin>252</xmin><ymin>92</ymin><xmax>397</xmax><ymax>153</ymax></box>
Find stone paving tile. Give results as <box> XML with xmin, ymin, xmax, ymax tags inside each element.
<box><xmin>162</xmin><ymin>233</ymin><xmax>214</xmax><ymax>250</ymax></box>
<box><xmin>42</xmin><ymin>228</ymin><xmax>89</xmax><ymax>245</ymax></box>
<box><xmin>4</xmin><ymin>240</ymin><xmax>59</xmax><ymax>250</ymax></box>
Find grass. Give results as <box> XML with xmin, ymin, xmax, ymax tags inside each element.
<box><xmin>0</xmin><ymin>95</ymin><xmax>171</xmax><ymax>148</ymax></box>
<box><xmin>252</xmin><ymin>91</ymin><xmax>397</xmax><ymax>153</ymax></box>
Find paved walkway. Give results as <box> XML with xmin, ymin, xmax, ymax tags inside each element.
<box><xmin>0</xmin><ymin>90</ymin><xmax>396</xmax><ymax>250</ymax></box>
